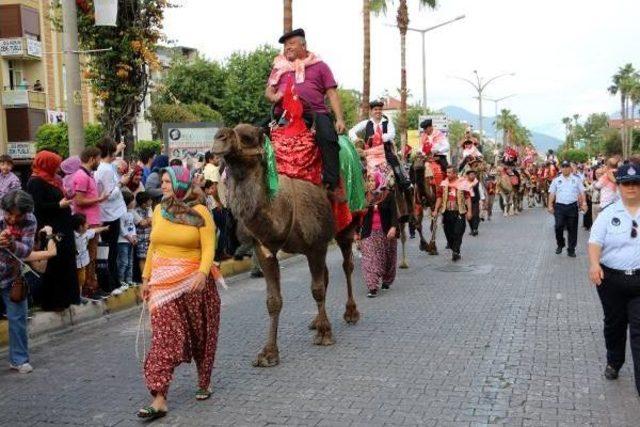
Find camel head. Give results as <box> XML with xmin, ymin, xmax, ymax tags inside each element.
<box><xmin>213</xmin><ymin>124</ymin><xmax>264</xmax><ymax>160</ymax></box>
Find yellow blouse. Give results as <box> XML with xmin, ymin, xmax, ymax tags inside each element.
<box><xmin>142</xmin><ymin>204</ymin><xmax>216</xmax><ymax>279</ymax></box>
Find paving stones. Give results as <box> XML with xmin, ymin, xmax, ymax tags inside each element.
<box><xmin>1</xmin><ymin>207</ymin><xmax>639</xmax><ymax>425</ymax></box>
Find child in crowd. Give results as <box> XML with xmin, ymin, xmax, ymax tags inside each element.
<box><xmin>24</xmin><ymin>226</ymin><xmax>59</xmax><ymax>307</ymax></box>
<box><xmin>117</xmin><ymin>191</ymin><xmax>137</xmax><ymax>289</ymax></box>
<box><xmin>133</xmin><ymin>191</ymin><xmax>152</xmax><ymax>278</ymax></box>
<box><xmin>358</xmin><ymin>170</ymin><xmax>399</xmax><ymax>298</ymax></box>
<box><xmin>0</xmin><ymin>155</ymin><xmax>22</xmax><ymax>199</ymax></box>
<box><xmin>203</xmin><ymin>180</ymin><xmax>216</xmax><ymax>211</ymax></box>
<box><xmin>72</xmin><ymin>214</ymin><xmax>108</xmax><ymax>302</ymax></box>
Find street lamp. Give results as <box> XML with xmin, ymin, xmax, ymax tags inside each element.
<box><xmin>483</xmin><ymin>94</ymin><xmax>515</xmax><ymax>144</ymax></box>
<box><xmin>387</xmin><ymin>14</ymin><xmax>465</xmax><ymax>113</ymax></box>
<box><xmin>452</xmin><ymin>71</ymin><xmax>515</xmax><ymax>144</ymax></box>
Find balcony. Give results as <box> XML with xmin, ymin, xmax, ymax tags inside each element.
<box><xmin>1</xmin><ymin>89</ymin><xmax>46</xmax><ymax>109</ymax></box>
<box><xmin>0</xmin><ymin>37</ymin><xmax>41</xmax><ymax>60</ymax></box>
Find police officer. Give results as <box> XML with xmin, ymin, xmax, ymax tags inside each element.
<box><xmin>548</xmin><ymin>160</ymin><xmax>587</xmax><ymax>257</ymax></box>
<box><xmin>588</xmin><ymin>163</ymin><xmax>640</xmax><ymax>395</ymax></box>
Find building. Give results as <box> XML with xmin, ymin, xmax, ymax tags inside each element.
<box><xmin>135</xmin><ymin>44</ymin><xmax>198</xmax><ymax>141</ymax></box>
<box><xmin>608</xmin><ymin>118</ymin><xmax>640</xmax><ymax>130</ymax></box>
<box><xmin>0</xmin><ymin>0</ymin><xmax>96</xmax><ymax>163</ymax></box>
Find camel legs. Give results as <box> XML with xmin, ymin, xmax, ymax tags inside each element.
<box><xmin>337</xmin><ymin>235</ymin><xmax>360</xmax><ymax>325</ymax></box>
<box><xmin>399</xmin><ymin>224</ymin><xmax>409</xmax><ymax>269</ymax></box>
<box><xmin>253</xmin><ymin>247</ymin><xmax>282</xmax><ymax>368</ymax></box>
<box><xmin>307</xmin><ymin>251</ymin><xmax>334</xmax><ymax>346</ymax></box>
<box><xmin>415</xmin><ymin>210</ymin><xmax>428</xmax><ymax>252</ymax></box>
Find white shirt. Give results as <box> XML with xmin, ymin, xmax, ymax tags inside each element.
<box><xmin>589</xmin><ymin>199</ymin><xmax>640</xmax><ymax>270</ymax></box>
<box><xmin>95</xmin><ymin>161</ymin><xmax>127</xmax><ymax>222</ymax></box>
<box><xmin>75</xmin><ymin>229</ymin><xmax>97</xmax><ymax>269</ymax></box>
<box><xmin>549</xmin><ymin>173</ymin><xmax>585</xmax><ymax>205</ymax></box>
<box><xmin>118</xmin><ymin>210</ymin><xmax>136</xmax><ymax>243</ymax></box>
<box><xmin>348</xmin><ymin>117</ymin><xmax>395</xmax><ymax>143</ymax></box>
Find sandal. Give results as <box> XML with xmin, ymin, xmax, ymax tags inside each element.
<box><xmin>137</xmin><ymin>406</ymin><xmax>167</xmax><ymax>420</ymax></box>
<box><xmin>195</xmin><ymin>388</ymin><xmax>212</xmax><ymax>401</ymax></box>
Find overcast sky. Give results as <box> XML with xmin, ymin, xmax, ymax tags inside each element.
<box><xmin>163</xmin><ymin>0</ymin><xmax>639</xmax><ymax>138</ymax></box>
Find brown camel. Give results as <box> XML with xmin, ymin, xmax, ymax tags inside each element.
<box><xmin>212</xmin><ymin>124</ymin><xmax>360</xmax><ymax>368</ymax></box>
<box><xmin>410</xmin><ymin>156</ymin><xmax>439</xmax><ymax>255</ymax></box>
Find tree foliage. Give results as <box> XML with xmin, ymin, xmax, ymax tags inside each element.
<box><xmin>35</xmin><ymin>123</ymin><xmax>106</xmax><ymax>157</ymax></box>
<box><xmin>219</xmin><ymin>45</ymin><xmax>279</xmax><ymax>125</ymax></box>
<box><xmin>161</xmin><ymin>56</ymin><xmax>227</xmax><ymax>109</ymax></box>
<box><xmin>495</xmin><ymin>109</ymin><xmax>532</xmax><ymax>147</ymax></box>
<box><xmin>183</xmin><ymin>103</ymin><xmax>223</xmax><ymax>124</ymax></box>
<box><xmin>336</xmin><ymin>88</ymin><xmax>361</xmax><ymax>131</ymax></box>
<box><xmin>146</xmin><ymin>103</ymin><xmax>198</xmax><ymax>139</ymax></box>
<box><xmin>53</xmin><ymin>0</ymin><xmax>168</xmax><ymax>146</ymax></box>
<box><xmin>559</xmin><ymin>149</ymin><xmax>589</xmax><ymax>164</ymax></box>
<box><xmin>134</xmin><ymin>139</ymin><xmax>163</xmax><ymax>156</ymax></box>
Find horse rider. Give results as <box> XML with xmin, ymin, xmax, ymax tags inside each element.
<box><xmin>265</xmin><ymin>28</ymin><xmax>345</xmax><ymax>198</ymax></box>
<box><xmin>348</xmin><ymin>100</ymin><xmax>412</xmax><ymax>193</ymax></box>
<box><xmin>434</xmin><ymin>165</ymin><xmax>472</xmax><ymax>262</ymax></box>
<box><xmin>548</xmin><ymin>160</ymin><xmax>587</xmax><ymax>257</ymax></box>
<box><xmin>420</xmin><ymin>119</ymin><xmax>450</xmax><ymax>173</ymax></box>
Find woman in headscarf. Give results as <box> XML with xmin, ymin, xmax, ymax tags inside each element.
<box><xmin>144</xmin><ymin>155</ymin><xmax>169</xmax><ymax>203</ymax></box>
<box><xmin>60</xmin><ymin>155</ymin><xmax>81</xmax><ymax>200</ymax></box>
<box><xmin>125</xmin><ymin>165</ymin><xmax>144</xmax><ymax>195</ymax></box>
<box><xmin>26</xmin><ymin>151</ymin><xmax>79</xmax><ymax>310</ymax></box>
<box><xmin>138</xmin><ymin>166</ymin><xmax>223</xmax><ymax>420</ymax></box>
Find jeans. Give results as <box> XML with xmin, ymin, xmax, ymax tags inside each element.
<box><xmin>1</xmin><ymin>286</ymin><xmax>29</xmax><ymax>366</ymax></box>
<box><xmin>117</xmin><ymin>242</ymin><xmax>134</xmax><ymax>284</ymax></box>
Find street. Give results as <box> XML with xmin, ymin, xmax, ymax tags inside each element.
<box><xmin>1</xmin><ymin>206</ymin><xmax>640</xmax><ymax>426</ymax></box>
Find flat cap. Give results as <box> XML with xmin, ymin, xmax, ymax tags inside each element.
<box><xmin>420</xmin><ymin>119</ymin><xmax>433</xmax><ymax>130</ymax></box>
<box><xmin>279</xmin><ymin>28</ymin><xmax>305</xmax><ymax>44</ymax></box>
<box><xmin>369</xmin><ymin>99</ymin><xmax>384</xmax><ymax>109</ymax></box>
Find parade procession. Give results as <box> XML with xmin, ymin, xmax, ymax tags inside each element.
<box><xmin>0</xmin><ymin>1</ymin><xmax>640</xmax><ymax>425</ymax></box>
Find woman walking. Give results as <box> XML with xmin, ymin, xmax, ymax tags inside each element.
<box><xmin>358</xmin><ymin>171</ymin><xmax>398</xmax><ymax>298</ymax></box>
<box><xmin>26</xmin><ymin>151</ymin><xmax>79</xmax><ymax>310</ymax></box>
<box><xmin>138</xmin><ymin>166</ymin><xmax>223</xmax><ymax>420</ymax></box>
<box><xmin>588</xmin><ymin>163</ymin><xmax>640</xmax><ymax>396</ymax></box>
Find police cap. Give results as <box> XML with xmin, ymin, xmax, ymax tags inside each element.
<box><xmin>616</xmin><ymin>163</ymin><xmax>640</xmax><ymax>183</ymax></box>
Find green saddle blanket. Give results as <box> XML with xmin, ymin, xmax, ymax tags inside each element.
<box><xmin>263</xmin><ymin>135</ymin><xmax>366</xmax><ymax>212</ymax></box>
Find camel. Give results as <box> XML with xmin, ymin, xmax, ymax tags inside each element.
<box><xmin>212</xmin><ymin>124</ymin><xmax>360</xmax><ymax>368</ymax></box>
<box><xmin>497</xmin><ymin>168</ymin><xmax>516</xmax><ymax>216</ymax></box>
<box><xmin>410</xmin><ymin>156</ymin><xmax>438</xmax><ymax>255</ymax></box>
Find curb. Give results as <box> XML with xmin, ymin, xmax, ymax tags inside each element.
<box><xmin>0</xmin><ymin>254</ymin><xmax>293</xmax><ymax>348</ymax></box>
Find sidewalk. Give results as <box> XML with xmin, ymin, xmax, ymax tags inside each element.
<box><xmin>0</xmin><ymin>255</ymin><xmax>280</xmax><ymax>348</ymax></box>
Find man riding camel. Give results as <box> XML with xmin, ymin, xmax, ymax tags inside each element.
<box><xmin>420</xmin><ymin>119</ymin><xmax>450</xmax><ymax>173</ymax></box>
<box><xmin>265</xmin><ymin>28</ymin><xmax>345</xmax><ymax>198</ymax></box>
<box><xmin>348</xmin><ymin>99</ymin><xmax>412</xmax><ymax>192</ymax></box>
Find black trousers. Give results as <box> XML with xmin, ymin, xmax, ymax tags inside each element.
<box><xmin>101</xmin><ymin>219</ymin><xmax>121</xmax><ymax>292</ymax></box>
<box><xmin>442</xmin><ymin>210</ymin><xmax>466</xmax><ymax>254</ymax></box>
<box><xmin>584</xmin><ymin>197</ymin><xmax>593</xmax><ymax>230</ymax></box>
<box><xmin>314</xmin><ymin>113</ymin><xmax>340</xmax><ymax>190</ymax></box>
<box><xmin>554</xmin><ymin>202</ymin><xmax>578</xmax><ymax>250</ymax></box>
<box><xmin>596</xmin><ymin>267</ymin><xmax>640</xmax><ymax>394</ymax></box>
<box><xmin>213</xmin><ymin>207</ymin><xmax>229</xmax><ymax>262</ymax></box>
<box><xmin>469</xmin><ymin>200</ymin><xmax>481</xmax><ymax>232</ymax></box>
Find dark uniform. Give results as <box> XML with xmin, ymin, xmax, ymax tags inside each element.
<box><xmin>588</xmin><ymin>163</ymin><xmax>640</xmax><ymax>395</ymax></box>
<box><xmin>549</xmin><ymin>161</ymin><xmax>585</xmax><ymax>256</ymax></box>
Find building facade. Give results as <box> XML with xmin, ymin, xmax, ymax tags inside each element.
<box><xmin>0</xmin><ymin>0</ymin><xmax>95</xmax><ymax>163</ymax></box>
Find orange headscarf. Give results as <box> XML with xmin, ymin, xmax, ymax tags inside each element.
<box><xmin>31</xmin><ymin>150</ymin><xmax>63</xmax><ymax>191</ymax></box>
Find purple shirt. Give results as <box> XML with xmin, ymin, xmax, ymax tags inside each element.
<box><xmin>273</xmin><ymin>61</ymin><xmax>337</xmax><ymax>114</ymax></box>
<box><xmin>0</xmin><ymin>172</ymin><xmax>21</xmax><ymax>199</ymax></box>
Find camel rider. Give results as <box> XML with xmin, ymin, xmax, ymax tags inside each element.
<box><xmin>348</xmin><ymin>100</ymin><xmax>412</xmax><ymax>192</ymax></box>
<box><xmin>265</xmin><ymin>28</ymin><xmax>345</xmax><ymax>195</ymax></box>
<box><xmin>420</xmin><ymin>119</ymin><xmax>450</xmax><ymax>173</ymax></box>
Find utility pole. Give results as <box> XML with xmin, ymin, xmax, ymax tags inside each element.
<box><xmin>61</xmin><ymin>0</ymin><xmax>85</xmax><ymax>156</ymax></box>
<box><xmin>483</xmin><ymin>94</ymin><xmax>516</xmax><ymax>143</ymax></box>
<box><xmin>387</xmin><ymin>15</ymin><xmax>465</xmax><ymax>114</ymax></box>
<box><xmin>452</xmin><ymin>71</ymin><xmax>515</xmax><ymax>145</ymax></box>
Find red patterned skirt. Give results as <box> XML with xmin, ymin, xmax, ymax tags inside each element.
<box><xmin>143</xmin><ymin>278</ymin><xmax>220</xmax><ymax>397</ymax></box>
<box><xmin>270</xmin><ymin>126</ymin><xmax>323</xmax><ymax>185</ymax></box>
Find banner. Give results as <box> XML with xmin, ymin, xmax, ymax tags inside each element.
<box><xmin>47</xmin><ymin>110</ymin><xmax>66</xmax><ymax>124</ymax></box>
<box><xmin>94</xmin><ymin>0</ymin><xmax>118</xmax><ymax>26</ymax></box>
<box><xmin>163</xmin><ymin>122</ymin><xmax>222</xmax><ymax>165</ymax></box>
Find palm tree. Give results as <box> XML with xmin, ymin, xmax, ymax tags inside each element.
<box><xmin>495</xmin><ymin>108</ymin><xmax>518</xmax><ymax>145</ymax></box>
<box><xmin>283</xmin><ymin>0</ymin><xmax>293</xmax><ymax>33</ymax></box>
<box><xmin>360</xmin><ymin>0</ymin><xmax>388</xmax><ymax>120</ymax></box>
<box><xmin>609</xmin><ymin>63</ymin><xmax>636</xmax><ymax>158</ymax></box>
<box><xmin>395</xmin><ymin>0</ymin><xmax>437</xmax><ymax>150</ymax></box>
<box><xmin>561</xmin><ymin>117</ymin><xmax>572</xmax><ymax>143</ymax></box>
<box><xmin>628</xmin><ymin>76</ymin><xmax>640</xmax><ymax>154</ymax></box>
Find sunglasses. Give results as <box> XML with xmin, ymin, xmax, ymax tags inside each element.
<box><xmin>633</xmin><ymin>220</ymin><xmax>638</xmax><ymax>239</ymax></box>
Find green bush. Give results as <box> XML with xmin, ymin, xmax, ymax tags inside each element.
<box><xmin>135</xmin><ymin>140</ymin><xmax>163</xmax><ymax>156</ymax></box>
<box><xmin>559</xmin><ymin>148</ymin><xmax>589</xmax><ymax>164</ymax></box>
<box><xmin>35</xmin><ymin>123</ymin><xmax>106</xmax><ymax>158</ymax></box>
<box><xmin>184</xmin><ymin>103</ymin><xmax>223</xmax><ymax>124</ymax></box>
<box><xmin>146</xmin><ymin>103</ymin><xmax>198</xmax><ymax>139</ymax></box>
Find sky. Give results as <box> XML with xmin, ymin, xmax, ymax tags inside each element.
<box><xmin>163</xmin><ymin>0</ymin><xmax>639</xmax><ymax>139</ymax></box>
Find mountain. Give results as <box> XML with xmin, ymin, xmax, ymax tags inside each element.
<box><xmin>439</xmin><ymin>105</ymin><xmax>562</xmax><ymax>153</ymax></box>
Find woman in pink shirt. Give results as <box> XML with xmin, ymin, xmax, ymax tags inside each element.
<box><xmin>594</xmin><ymin>158</ymin><xmax>619</xmax><ymax>217</ymax></box>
